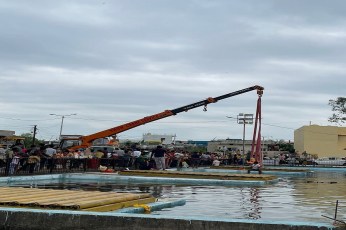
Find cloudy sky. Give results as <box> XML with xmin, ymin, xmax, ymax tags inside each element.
<box><xmin>0</xmin><ymin>0</ymin><xmax>344</xmax><ymax>142</ymax></box>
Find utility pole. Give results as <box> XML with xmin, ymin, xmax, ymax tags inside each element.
<box><xmin>32</xmin><ymin>125</ymin><xmax>37</xmax><ymax>145</ymax></box>
<box><xmin>49</xmin><ymin>113</ymin><xmax>77</xmax><ymax>140</ymax></box>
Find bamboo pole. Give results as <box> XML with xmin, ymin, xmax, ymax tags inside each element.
<box><xmin>0</xmin><ymin>187</ymin><xmax>154</xmax><ymax>211</ymax></box>
<box><xmin>60</xmin><ymin>194</ymin><xmax>151</xmax><ymax>210</ymax></box>
<box><xmin>82</xmin><ymin>197</ymin><xmax>157</xmax><ymax>212</ymax></box>
<box><xmin>41</xmin><ymin>193</ymin><xmax>130</xmax><ymax>208</ymax></box>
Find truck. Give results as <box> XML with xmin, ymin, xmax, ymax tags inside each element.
<box><xmin>0</xmin><ymin>135</ymin><xmax>25</xmax><ymax>150</ymax></box>
<box><xmin>313</xmin><ymin>157</ymin><xmax>346</xmax><ymax>166</ymax></box>
<box><xmin>59</xmin><ymin>85</ymin><xmax>264</xmax><ymax>151</ymax></box>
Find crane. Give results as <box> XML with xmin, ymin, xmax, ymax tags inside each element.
<box><xmin>60</xmin><ymin>85</ymin><xmax>264</xmax><ymax>151</ymax></box>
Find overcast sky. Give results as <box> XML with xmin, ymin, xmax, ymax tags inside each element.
<box><xmin>0</xmin><ymin>0</ymin><xmax>345</xmax><ymax>142</ymax></box>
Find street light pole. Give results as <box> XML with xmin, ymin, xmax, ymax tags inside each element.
<box><xmin>237</xmin><ymin>113</ymin><xmax>253</xmax><ymax>163</ymax></box>
<box><xmin>50</xmin><ymin>113</ymin><xmax>77</xmax><ymax>140</ymax></box>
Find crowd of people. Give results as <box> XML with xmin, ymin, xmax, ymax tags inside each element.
<box><xmin>0</xmin><ymin>143</ymin><xmax>257</xmax><ymax>174</ymax></box>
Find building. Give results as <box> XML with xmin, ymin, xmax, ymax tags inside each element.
<box><xmin>207</xmin><ymin>138</ymin><xmax>276</xmax><ymax>156</ymax></box>
<box><xmin>0</xmin><ymin>130</ymin><xmax>15</xmax><ymax>137</ymax></box>
<box><xmin>294</xmin><ymin>125</ymin><xmax>346</xmax><ymax>158</ymax></box>
<box><xmin>142</xmin><ymin>133</ymin><xmax>176</xmax><ymax>145</ymax></box>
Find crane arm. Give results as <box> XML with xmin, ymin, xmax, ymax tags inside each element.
<box><xmin>69</xmin><ymin>85</ymin><xmax>264</xmax><ymax>150</ymax></box>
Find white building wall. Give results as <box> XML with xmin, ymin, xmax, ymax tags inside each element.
<box><xmin>142</xmin><ymin>133</ymin><xmax>176</xmax><ymax>145</ymax></box>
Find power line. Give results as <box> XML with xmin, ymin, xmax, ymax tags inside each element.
<box><xmin>0</xmin><ymin>116</ymin><xmax>59</xmax><ymax>121</ymax></box>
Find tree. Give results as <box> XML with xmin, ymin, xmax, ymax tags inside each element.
<box><xmin>328</xmin><ymin>97</ymin><xmax>346</xmax><ymax>124</ymax></box>
<box><xmin>277</xmin><ymin>141</ymin><xmax>295</xmax><ymax>154</ymax></box>
<box><xmin>184</xmin><ymin>145</ymin><xmax>207</xmax><ymax>153</ymax></box>
<box><xmin>20</xmin><ymin>133</ymin><xmax>44</xmax><ymax>148</ymax></box>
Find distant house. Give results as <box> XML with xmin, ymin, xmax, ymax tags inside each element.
<box><xmin>207</xmin><ymin>139</ymin><xmax>276</xmax><ymax>156</ymax></box>
<box><xmin>294</xmin><ymin>125</ymin><xmax>346</xmax><ymax>158</ymax></box>
<box><xmin>0</xmin><ymin>130</ymin><xmax>15</xmax><ymax>137</ymax></box>
<box><xmin>142</xmin><ymin>133</ymin><xmax>176</xmax><ymax>145</ymax></box>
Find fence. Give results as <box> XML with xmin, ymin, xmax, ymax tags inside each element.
<box><xmin>0</xmin><ymin>157</ymin><xmax>134</xmax><ymax>177</ymax></box>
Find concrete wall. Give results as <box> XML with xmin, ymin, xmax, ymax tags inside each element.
<box><xmin>0</xmin><ymin>208</ymin><xmax>334</xmax><ymax>230</ymax></box>
<box><xmin>294</xmin><ymin>125</ymin><xmax>346</xmax><ymax>158</ymax></box>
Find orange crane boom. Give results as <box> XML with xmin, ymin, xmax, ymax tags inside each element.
<box><xmin>62</xmin><ymin>85</ymin><xmax>264</xmax><ymax>151</ymax></box>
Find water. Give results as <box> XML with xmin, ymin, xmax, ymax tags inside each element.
<box><xmin>7</xmin><ymin>170</ymin><xmax>346</xmax><ymax>224</ymax></box>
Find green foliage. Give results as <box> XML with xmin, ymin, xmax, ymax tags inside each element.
<box><xmin>328</xmin><ymin>97</ymin><xmax>346</xmax><ymax>124</ymax></box>
<box><xmin>270</xmin><ymin>140</ymin><xmax>295</xmax><ymax>153</ymax></box>
<box><xmin>121</xmin><ymin>140</ymin><xmax>140</xmax><ymax>149</ymax></box>
<box><xmin>278</xmin><ymin>142</ymin><xmax>295</xmax><ymax>153</ymax></box>
<box><xmin>184</xmin><ymin>145</ymin><xmax>207</xmax><ymax>153</ymax></box>
<box><xmin>20</xmin><ymin>133</ymin><xmax>44</xmax><ymax>147</ymax></box>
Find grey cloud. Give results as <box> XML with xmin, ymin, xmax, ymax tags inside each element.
<box><xmin>0</xmin><ymin>0</ymin><xmax>344</xmax><ymax>141</ymax></box>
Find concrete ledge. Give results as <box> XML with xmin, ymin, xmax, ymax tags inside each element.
<box><xmin>0</xmin><ymin>173</ymin><xmax>278</xmax><ymax>186</ymax></box>
<box><xmin>0</xmin><ymin>174</ymin><xmax>62</xmax><ymax>184</ymax></box>
<box><xmin>63</xmin><ymin>173</ymin><xmax>278</xmax><ymax>186</ymax></box>
<box><xmin>0</xmin><ymin>208</ymin><xmax>335</xmax><ymax>230</ymax></box>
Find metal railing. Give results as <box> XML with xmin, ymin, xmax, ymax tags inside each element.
<box><xmin>0</xmin><ymin>157</ymin><xmax>134</xmax><ymax>177</ymax></box>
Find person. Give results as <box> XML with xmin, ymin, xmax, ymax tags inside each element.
<box><xmin>152</xmin><ymin>145</ymin><xmax>166</xmax><ymax>170</ymax></box>
<box><xmin>174</xmin><ymin>151</ymin><xmax>184</xmax><ymax>169</ymax></box>
<box><xmin>247</xmin><ymin>161</ymin><xmax>262</xmax><ymax>174</ymax></box>
<box><xmin>100</xmin><ymin>147</ymin><xmax>109</xmax><ymax>167</ymax></box>
<box><xmin>190</xmin><ymin>152</ymin><xmax>200</xmax><ymax>168</ymax></box>
<box><xmin>9</xmin><ymin>150</ymin><xmax>21</xmax><ymax>174</ymax></box>
<box><xmin>44</xmin><ymin>144</ymin><xmax>56</xmax><ymax>170</ymax></box>
<box><xmin>182</xmin><ymin>161</ymin><xmax>189</xmax><ymax>168</ymax></box>
<box><xmin>212</xmin><ymin>158</ymin><xmax>221</xmax><ymax>166</ymax></box>
<box><xmin>27</xmin><ymin>150</ymin><xmax>41</xmax><ymax>173</ymax></box>
<box><xmin>0</xmin><ymin>145</ymin><xmax>6</xmax><ymax>167</ymax></box>
<box><xmin>247</xmin><ymin>157</ymin><xmax>256</xmax><ymax>165</ymax></box>
<box><xmin>45</xmin><ymin>144</ymin><xmax>56</xmax><ymax>157</ymax></box>
<box><xmin>137</xmin><ymin>156</ymin><xmax>151</xmax><ymax>170</ymax></box>
<box><xmin>165</xmin><ymin>150</ymin><xmax>175</xmax><ymax>169</ymax></box>
<box><xmin>131</xmin><ymin>148</ymin><xmax>141</xmax><ymax>169</ymax></box>
<box><xmin>200</xmin><ymin>153</ymin><xmax>211</xmax><ymax>166</ymax></box>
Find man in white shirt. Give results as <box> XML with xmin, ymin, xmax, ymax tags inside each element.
<box><xmin>247</xmin><ymin>161</ymin><xmax>262</xmax><ymax>174</ymax></box>
<box><xmin>132</xmin><ymin>149</ymin><xmax>141</xmax><ymax>158</ymax></box>
<box><xmin>131</xmin><ymin>148</ymin><xmax>142</xmax><ymax>169</ymax></box>
<box><xmin>45</xmin><ymin>144</ymin><xmax>56</xmax><ymax>157</ymax></box>
<box><xmin>45</xmin><ymin>144</ymin><xmax>56</xmax><ymax>171</ymax></box>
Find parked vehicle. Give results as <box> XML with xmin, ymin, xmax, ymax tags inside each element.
<box><xmin>262</xmin><ymin>158</ymin><xmax>279</xmax><ymax>165</ymax></box>
<box><xmin>313</xmin><ymin>157</ymin><xmax>346</xmax><ymax>166</ymax></box>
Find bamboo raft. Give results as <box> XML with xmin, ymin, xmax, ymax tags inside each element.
<box><xmin>0</xmin><ymin>187</ymin><xmax>156</xmax><ymax>212</ymax></box>
<box><xmin>119</xmin><ymin>170</ymin><xmax>277</xmax><ymax>181</ymax></box>
<box><xmin>210</xmin><ymin>165</ymin><xmax>310</xmax><ymax>172</ymax></box>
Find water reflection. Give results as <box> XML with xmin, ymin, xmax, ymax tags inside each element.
<box><xmin>248</xmin><ymin>187</ymin><xmax>262</xmax><ymax>219</ymax></box>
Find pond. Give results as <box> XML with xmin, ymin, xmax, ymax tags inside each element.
<box><xmin>5</xmin><ymin>168</ymin><xmax>346</xmax><ymax>224</ymax></box>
